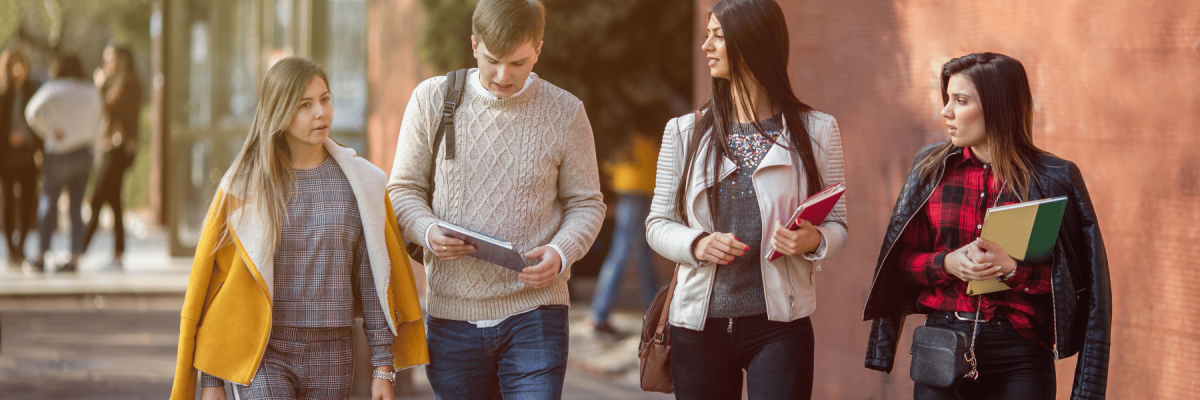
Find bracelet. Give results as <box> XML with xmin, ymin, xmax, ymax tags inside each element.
<box><xmin>998</xmin><ymin>266</ymin><xmax>1017</xmax><ymax>282</ymax></box>
<box><xmin>372</xmin><ymin>370</ymin><xmax>395</xmax><ymax>382</ymax></box>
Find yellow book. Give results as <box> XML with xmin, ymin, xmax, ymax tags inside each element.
<box><xmin>967</xmin><ymin>197</ymin><xmax>1068</xmax><ymax>296</ymax></box>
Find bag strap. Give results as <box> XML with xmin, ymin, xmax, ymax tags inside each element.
<box><xmin>426</xmin><ymin>68</ymin><xmax>469</xmax><ymax>203</ymax></box>
<box><xmin>964</xmin><ymin>181</ymin><xmax>1009</xmax><ymax>380</ymax></box>
<box><xmin>407</xmin><ymin>68</ymin><xmax>468</xmax><ymax>260</ymax></box>
<box><xmin>654</xmin><ymin>265</ymin><xmax>681</xmax><ymax>345</ymax></box>
<box><xmin>432</xmin><ymin>68</ymin><xmax>468</xmax><ymax>161</ymax></box>
<box><xmin>965</xmin><ymin>296</ymin><xmax>982</xmax><ymax>380</ymax></box>
<box><xmin>651</xmin><ymin>111</ymin><xmax>700</xmax><ymax>343</ymax></box>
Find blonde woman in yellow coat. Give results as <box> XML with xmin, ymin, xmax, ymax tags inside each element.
<box><xmin>170</xmin><ymin>57</ymin><xmax>428</xmax><ymax>400</ymax></box>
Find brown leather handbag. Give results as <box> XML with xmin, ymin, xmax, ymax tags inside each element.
<box><xmin>638</xmin><ymin>265</ymin><xmax>679</xmax><ymax>393</ymax></box>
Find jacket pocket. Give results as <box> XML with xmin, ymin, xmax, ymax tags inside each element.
<box><xmin>200</xmin><ymin>280</ymin><xmax>226</xmax><ymax>323</ymax></box>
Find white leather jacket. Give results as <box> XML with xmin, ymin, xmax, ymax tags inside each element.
<box><xmin>645</xmin><ymin>111</ymin><xmax>848</xmax><ymax>331</ymax></box>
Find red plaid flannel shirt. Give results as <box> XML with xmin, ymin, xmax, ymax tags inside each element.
<box><xmin>898</xmin><ymin>148</ymin><xmax>1055</xmax><ymax>349</ymax></box>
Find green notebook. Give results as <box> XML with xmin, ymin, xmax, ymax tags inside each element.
<box><xmin>967</xmin><ymin>196</ymin><xmax>1068</xmax><ymax>296</ymax></box>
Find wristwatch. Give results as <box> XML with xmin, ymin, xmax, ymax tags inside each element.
<box><xmin>372</xmin><ymin>370</ymin><xmax>396</xmax><ymax>382</ymax></box>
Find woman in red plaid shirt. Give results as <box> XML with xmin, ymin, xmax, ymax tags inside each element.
<box><xmin>863</xmin><ymin>53</ymin><xmax>1112</xmax><ymax>400</ymax></box>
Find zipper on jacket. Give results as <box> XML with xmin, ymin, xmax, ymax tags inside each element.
<box><xmin>1006</xmin><ymin>190</ymin><xmax>1059</xmax><ymax>359</ymax></box>
<box><xmin>785</xmin><ymin>262</ymin><xmax>795</xmax><ymax>311</ymax></box>
<box><xmin>724</xmin><ymin>136</ymin><xmax>796</xmax><ymax>320</ymax></box>
<box><xmin>1049</xmin><ymin>248</ymin><xmax>1060</xmax><ymax>360</ymax></box>
<box><xmin>863</xmin><ymin>151</ymin><xmax>952</xmax><ymax>316</ymax></box>
<box><xmin>748</xmin><ymin>174</ymin><xmax>797</xmax><ymax>318</ymax></box>
<box><xmin>727</xmin><ymin>318</ymin><xmax>734</xmax><ymax>333</ymax></box>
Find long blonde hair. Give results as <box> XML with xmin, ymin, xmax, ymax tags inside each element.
<box><xmin>212</xmin><ymin>57</ymin><xmax>328</xmax><ymax>254</ymax></box>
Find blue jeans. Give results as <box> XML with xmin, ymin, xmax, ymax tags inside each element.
<box><xmin>38</xmin><ymin>148</ymin><xmax>92</xmax><ymax>256</ymax></box>
<box><xmin>589</xmin><ymin>194</ymin><xmax>658</xmax><ymax>323</ymax></box>
<box><xmin>425</xmin><ymin>305</ymin><xmax>569</xmax><ymax>400</ymax></box>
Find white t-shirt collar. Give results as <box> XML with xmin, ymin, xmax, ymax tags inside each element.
<box><xmin>468</xmin><ymin>70</ymin><xmax>535</xmax><ymax>100</ymax></box>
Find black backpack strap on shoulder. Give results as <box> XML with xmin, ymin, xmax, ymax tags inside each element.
<box><xmin>410</xmin><ymin>68</ymin><xmax>468</xmax><ymax>261</ymax></box>
<box><xmin>432</xmin><ymin>68</ymin><xmax>468</xmax><ymax>160</ymax></box>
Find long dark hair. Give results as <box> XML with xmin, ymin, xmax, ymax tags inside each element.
<box><xmin>52</xmin><ymin>54</ymin><xmax>85</xmax><ymax>80</ymax></box>
<box><xmin>103</xmin><ymin>45</ymin><xmax>141</xmax><ymax>99</ymax></box>
<box><xmin>0</xmin><ymin>48</ymin><xmax>29</xmax><ymax>94</ymax></box>
<box><xmin>914</xmin><ymin>52</ymin><xmax>1045</xmax><ymax>198</ymax></box>
<box><xmin>674</xmin><ymin>0</ymin><xmax>823</xmax><ymax>223</ymax></box>
<box><xmin>109</xmin><ymin>46</ymin><xmax>139</xmax><ymax>82</ymax></box>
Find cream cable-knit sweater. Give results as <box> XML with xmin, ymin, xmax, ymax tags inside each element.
<box><xmin>387</xmin><ymin>71</ymin><xmax>605</xmax><ymax>321</ymax></box>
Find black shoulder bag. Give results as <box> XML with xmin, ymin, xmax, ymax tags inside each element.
<box><xmin>910</xmin><ymin>182</ymin><xmax>1009</xmax><ymax>388</ymax></box>
<box><xmin>405</xmin><ymin>68</ymin><xmax>468</xmax><ymax>260</ymax></box>
<box><xmin>909</xmin><ymin>297</ymin><xmax>982</xmax><ymax>388</ymax></box>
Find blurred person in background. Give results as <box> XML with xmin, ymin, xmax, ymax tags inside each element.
<box><xmin>171</xmin><ymin>56</ymin><xmax>428</xmax><ymax>400</ymax></box>
<box><xmin>644</xmin><ymin>0</ymin><xmax>848</xmax><ymax>398</ymax></box>
<box><xmin>0</xmin><ymin>47</ymin><xmax>42</xmax><ymax>268</ymax></box>
<box><xmin>586</xmin><ymin>129</ymin><xmax>660</xmax><ymax>337</ymax></box>
<box><xmin>23</xmin><ymin>54</ymin><xmax>102</xmax><ymax>273</ymax></box>
<box><xmin>82</xmin><ymin>44</ymin><xmax>142</xmax><ymax>270</ymax></box>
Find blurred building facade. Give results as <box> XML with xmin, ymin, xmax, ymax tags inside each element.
<box><xmin>153</xmin><ymin>0</ymin><xmax>426</xmax><ymax>255</ymax></box>
<box><xmin>692</xmin><ymin>0</ymin><xmax>1199</xmax><ymax>398</ymax></box>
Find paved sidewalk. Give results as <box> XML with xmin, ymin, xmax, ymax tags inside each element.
<box><xmin>0</xmin><ymin>211</ymin><xmax>676</xmax><ymax>399</ymax></box>
<box><xmin>0</xmin><ymin>309</ymin><xmax>670</xmax><ymax>400</ymax></box>
<box><xmin>567</xmin><ymin>302</ymin><xmax>658</xmax><ymax>389</ymax></box>
<box><xmin>0</xmin><ymin>210</ymin><xmax>191</xmax><ymax>309</ymax></box>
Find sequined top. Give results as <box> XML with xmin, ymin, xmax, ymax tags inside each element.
<box><xmin>708</xmin><ymin>114</ymin><xmax>784</xmax><ymax>318</ymax></box>
<box><xmin>726</xmin><ymin>115</ymin><xmax>784</xmax><ymax>168</ymax></box>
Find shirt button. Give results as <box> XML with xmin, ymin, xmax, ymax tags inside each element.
<box><xmin>976</xmin><ymin>225</ymin><xmax>982</xmax><ymax>230</ymax></box>
<box><xmin>1024</xmin><ymin>288</ymin><xmax>1031</xmax><ymax>292</ymax></box>
<box><xmin>980</xmin><ymin>192</ymin><xmax>986</xmax><ymax>198</ymax></box>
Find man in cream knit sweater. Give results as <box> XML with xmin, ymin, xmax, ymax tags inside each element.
<box><xmin>386</xmin><ymin>0</ymin><xmax>604</xmax><ymax>398</ymax></box>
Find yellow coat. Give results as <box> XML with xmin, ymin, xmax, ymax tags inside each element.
<box><xmin>170</xmin><ymin>140</ymin><xmax>429</xmax><ymax>400</ymax></box>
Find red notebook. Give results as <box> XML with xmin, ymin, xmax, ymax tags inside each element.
<box><xmin>766</xmin><ymin>182</ymin><xmax>846</xmax><ymax>261</ymax></box>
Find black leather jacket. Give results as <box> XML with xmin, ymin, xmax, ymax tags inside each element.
<box><xmin>862</xmin><ymin>143</ymin><xmax>1111</xmax><ymax>399</ymax></box>
<box><xmin>0</xmin><ymin>79</ymin><xmax>43</xmax><ymax>166</ymax></box>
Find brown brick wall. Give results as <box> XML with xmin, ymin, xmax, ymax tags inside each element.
<box><xmin>694</xmin><ymin>0</ymin><xmax>1200</xmax><ymax>398</ymax></box>
<box><xmin>366</xmin><ymin>0</ymin><xmax>431</xmax><ymax>172</ymax></box>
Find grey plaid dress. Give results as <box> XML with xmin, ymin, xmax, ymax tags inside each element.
<box><xmin>201</xmin><ymin>157</ymin><xmax>394</xmax><ymax>399</ymax></box>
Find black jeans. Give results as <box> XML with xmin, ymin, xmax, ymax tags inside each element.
<box><xmin>1</xmin><ymin>161</ymin><xmax>39</xmax><ymax>260</ymax></box>
<box><xmin>913</xmin><ymin>312</ymin><xmax>1056</xmax><ymax>400</ymax></box>
<box><xmin>670</xmin><ymin>314</ymin><xmax>814</xmax><ymax>400</ymax></box>
<box><xmin>83</xmin><ymin>149</ymin><xmax>134</xmax><ymax>254</ymax></box>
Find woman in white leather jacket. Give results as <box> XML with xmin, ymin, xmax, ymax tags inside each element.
<box><xmin>644</xmin><ymin>0</ymin><xmax>847</xmax><ymax>398</ymax></box>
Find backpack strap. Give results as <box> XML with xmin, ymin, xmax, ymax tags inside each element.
<box><xmin>408</xmin><ymin>68</ymin><xmax>469</xmax><ymax>260</ymax></box>
<box><xmin>432</xmin><ymin>68</ymin><xmax>468</xmax><ymax>160</ymax></box>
